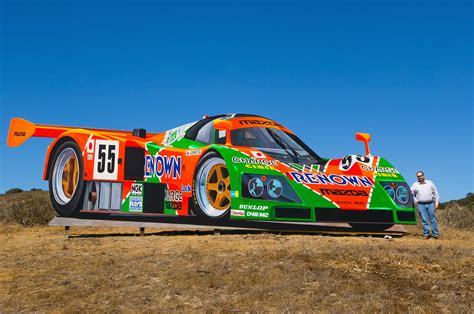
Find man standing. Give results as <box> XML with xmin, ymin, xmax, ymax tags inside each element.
<box><xmin>411</xmin><ymin>171</ymin><xmax>440</xmax><ymax>239</ymax></box>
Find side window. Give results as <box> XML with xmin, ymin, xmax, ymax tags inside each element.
<box><xmin>195</xmin><ymin>121</ymin><xmax>214</xmax><ymax>144</ymax></box>
<box><xmin>215</xmin><ymin>130</ymin><xmax>227</xmax><ymax>144</ymax></box>
<box><xmin>195</xmin><ymin>120</ymin><xmax>228</xmax><ymax>145</ymax></box>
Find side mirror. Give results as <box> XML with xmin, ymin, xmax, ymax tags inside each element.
<box><xmin>213</xmin><ymin>119</ymin><xmax>232</xmax><ymax>145</ymax></box>
<box><xmin>355</xmin><ymin>133</ymin><xmax>372</xmax><ymax>156</ymax></box>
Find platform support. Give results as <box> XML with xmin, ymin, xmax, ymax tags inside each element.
<box><xmin>214</xmin><ymin>229</ymin><xmax>221</xmax><ymax>235</ymax></box>
<box><xmin>64</xmin><ymin>226</ymin><xmax>70</xmax><ymax>239</ymax></box>
<box><xmin>140</xmin><ymin>227</ymin><xmax>145</xmax><ymax>236</ymax></box>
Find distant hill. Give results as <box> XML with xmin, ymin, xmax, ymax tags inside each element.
<box><xmin>440</xmin><ymin>192</ymin><xmax>474</xmax><ymax>210</ymax></box>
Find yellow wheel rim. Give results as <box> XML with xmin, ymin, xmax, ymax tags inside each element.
<box><xmin>205</xmin><ymin>164</ymin><xmax>230</xmax><ymax>210</ymax></box>
<box><xmin>61</xmin><ymin>154</ymin><xmax>79</xmax><ymax>198</ymax></box>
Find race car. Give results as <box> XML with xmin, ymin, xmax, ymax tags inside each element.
<box><xmin>7</xmin><ymin>114</ymin><xmax>416</xmax><ymax>231</ymax></box>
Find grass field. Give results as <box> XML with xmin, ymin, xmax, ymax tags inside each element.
<box><xmin>1</xmin><ymin>223</ymin><xmax>472</xmax><ymax>312</ymax></box>
<box><xmin>1</xmin><ymin>191</ymin><xmax>473</xmax><ymax>312</ymax></box>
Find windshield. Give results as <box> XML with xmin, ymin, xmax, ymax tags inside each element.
<box><xmin>231</xmin><ymin>127</ymin><xmax>320</xmax><ymax>165</ymax></box>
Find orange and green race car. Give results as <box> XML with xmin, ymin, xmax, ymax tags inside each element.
<box><xmin>7</xmin><ymin>114</ymin><xmax>416</xmax><ymax>231</ymax></box>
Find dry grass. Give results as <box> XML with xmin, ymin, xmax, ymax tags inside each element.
<box><xmin>0</xmin><ymin>190</ymin><xmax>55</xmax><ymax>226</ymax></box>
<box><xmin>438</xmin><ymin>202</ymin><xmax>474</xmax><ymax>231</ymax></box>
<box><xmin>1</xmin><ymin>191</ymin><xmax>473</xmax><ymax>311</ymax></box>
<box><xmin>0</xmin><ymin>223</ymin><xmax>472</xmax><ymax>312</ymax></box>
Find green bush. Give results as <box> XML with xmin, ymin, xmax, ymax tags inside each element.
<box><xmin>0</xmin><ymin>190</ymin><xmax>55</xmax><ymax>226</ymax></box>
<box><xmin>6</xmin><ymin>188</ymin><xmax>23</xmax><ymax>194</ymax></box>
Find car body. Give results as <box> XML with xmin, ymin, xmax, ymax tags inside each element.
<box><xmin>7</xmin><ymin>114</ymin><xmax>416</xmax><ymax>230</ymax></box>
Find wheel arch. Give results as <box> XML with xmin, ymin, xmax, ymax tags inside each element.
<box><xmin>191</xmin><ymin>148</ymin><xmax>233</xmax><ymax>220</ymax></box>
<box><xmin>43</xmin><ymin>135</ymin><xmax>78</xmax><ymax>180</ymax></box>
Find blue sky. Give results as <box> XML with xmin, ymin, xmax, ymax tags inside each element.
<box><xmin>1</xmin><ymin>0</ymin><xmax>472</xmax><ymax>201</ymax></box>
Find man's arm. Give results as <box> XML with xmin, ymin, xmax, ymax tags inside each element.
<box><xmin>410</xmin><ymin>183</ymin><xmax>418</xmax><ymax>206</ymax></box>
<box><xmin>431</xmin><ymin>182</ymin><xmax>439</xmax><ymax>209</ymax></box>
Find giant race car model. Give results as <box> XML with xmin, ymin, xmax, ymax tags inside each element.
<box><xmin>7</xmin><ymin>114</ymin><xmax>416</xmax><ymax>231</ymax></box>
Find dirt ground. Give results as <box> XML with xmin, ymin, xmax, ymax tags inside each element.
<box><xmin>0</xmin><ymin>223</ymin><xmax>472</xmax><ymax>312</ymax></box>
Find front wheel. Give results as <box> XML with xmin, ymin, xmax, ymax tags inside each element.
<box><xmin>349</xmin><ymin>223</ymin><xmax>394</xmax><ymax>232</ymax></box>
<box><xmin>192</xmin><ymin>152</ymin><xmax>231</xmax><ymax>221</ymax></box>
<box><xmin>48</xmin><ymin>141</ymin><xmax>85</xmax><ymax>216</ymax></box>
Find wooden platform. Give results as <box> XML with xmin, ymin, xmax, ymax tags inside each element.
<box><xmin>49</xmin><ymin>216</ymin><xmax>406</xmax><ymax>239</ymax></box>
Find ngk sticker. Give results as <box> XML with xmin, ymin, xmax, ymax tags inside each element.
<box><xmin>131</xmin><ymin>183</ymin><xmax>143</xmax><ymax>196</ymax></box>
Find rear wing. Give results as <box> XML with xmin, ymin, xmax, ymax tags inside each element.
<box><xmin>7</xmin><ymin>118</ymin><xmax>72</xmax><ymax>147</ymax></box>
<box><xmin>7</xmin><ymin>118</ymin><xmax>155</xmax><ymax>147</ymax></box>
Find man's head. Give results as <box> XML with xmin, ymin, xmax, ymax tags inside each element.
<box><xmin>416</xmin><ymin>171</ymin><xmax>425</xmax><ymax>183</ymax></box>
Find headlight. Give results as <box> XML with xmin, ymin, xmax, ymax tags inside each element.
<box><xmin>248</xmin><ymin>178</ymin><xmax>264</xmax><ymax>197</ymax></box>
<box><xmin>242</xmin><ymin>174</ymin><xmax>300</xmax><ymax>203</ymax></box>
<box><xmin>380</xmin><ymin>181</ymin><xmax>413</xmax><ymax>208</ymax></box>
<box><xmin>396</xmin><ymin>186</ymin><xmax>409</xmax><ymax>204</ymax></box>
<box><xmin>383</xmin><ymin>185</ymin><xmax>395</xmax><ymax>200</ymax></box>
<box><xmin>267</xmin><ymin>179</ymin><xmax>283</xmax><ymax>198</ymax></box>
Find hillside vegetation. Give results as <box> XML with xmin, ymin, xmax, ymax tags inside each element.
<box><xmin>0</xmin><ymin>190</ymin><xmax>54</xmax><ymax>226</ymax></box>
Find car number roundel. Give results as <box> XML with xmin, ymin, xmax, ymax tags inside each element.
<box><xmin>93</xmin><ymin>140</ymin><xmax>119</xmax><ymax>180</ymax></box>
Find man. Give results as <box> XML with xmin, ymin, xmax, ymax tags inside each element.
<box><xmin>411</xmin><ymin>171</ymin><xmax>440</xmax><ymax>239</ymax></box>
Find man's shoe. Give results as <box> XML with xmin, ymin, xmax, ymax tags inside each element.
<box><xmin>432</xmin><ymin>235</ymin><xmax>439</xmax><ymax>239</ymax></box>
<box><xmin>423</xmin><ymin>235</ymin><xmax>431</xmax><ymax>240</ymax></box>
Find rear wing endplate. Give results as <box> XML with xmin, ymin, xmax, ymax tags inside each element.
<box><xmin>7</xmin><ymin>118</ymin><xmax>71</xmax><ymax>147</ymax></box>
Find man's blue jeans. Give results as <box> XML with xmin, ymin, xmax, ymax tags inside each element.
<box><xmin>417</xmin><ymin>202</ymin><xmax>439</xmax><ymax>237</ymax></box>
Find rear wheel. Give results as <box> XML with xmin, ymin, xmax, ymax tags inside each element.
<box><xmin>192</xmin><ymin>152</ymin><xmax>231</xmax><ymax>221</ymax></box>
<box><xmin>48</xmin><ymin>141</ymin><xmax>85</xmax><ymax>216</ymax></box>
<box><xmin>349</xmin><ymin>223</ymin><xmax>394</xmax><ymax>232</ymax></box>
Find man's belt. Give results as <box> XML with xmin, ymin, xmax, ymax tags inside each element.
<box><xmin>418</xmin><ymin>201</ymin><xmax>434</xmax><ymax>204</ymax></box>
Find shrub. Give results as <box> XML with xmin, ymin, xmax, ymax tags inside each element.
<box><xmin>0</xmin><ymin>190</ymin><xmax>55</xmax><ymax>226</ymax></box>
<box><xmin>438</xmin><ymin>202</ymin><xmax>473</xmax><ymax>230</ymax></box>
<box><xmin>6</xmin><ymin>188</ymin><xmax>23</xmax><ymax>194</ymax></box>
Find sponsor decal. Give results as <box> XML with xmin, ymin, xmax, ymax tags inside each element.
<box><xmin>246</xmin><ymin>211</ymin><xmax>269</xmax><ymax>218</ymax></box>
<box><xmin>232</xmin><ymin>157</ymin><xmax>277</xmax><ymax>166</ymax></box>
<box><xmin>239</xmin><ymin>204</ymin><xmax>269</xmax><ymax>211</ymax></box>
<box><xmin>239</xmin><ymin>119</ymin><xmax>283</xmax><ymax>127</ymax></box>
<box><xmin>319</xmin><ymin>188</ymin><xmax>369</xmax><ymax>196</ymax></box>
<box><xmin>144</xmin><ymin>155</ymin><xmax>182</xmax><ymax>179</ymax></box>
<box><xmin>231</xmin><ymin>209</ymin><xmax>245</xmax><ymax>217</ymax></box>
<box><xmin>87</xmin><ymin>153</ymin><xmax>93</xmax><ymax>161</ymax></box>
<box><xmin>185</xmin><ymin>149</ymin><xmax>202</xmax><ymax>156</ymax></box>
<box><xmin>339</xmin><ymin>155</ymin><xmax>373</xmax><ymax>171</ymax></box>
<box><xmin>377</xmin><ymin>172</ymin><xmax>398</xmax><ymax>178</ymax></box>
<box><xmin>230</xmin><ymin>190</ymin><xmax>240</xmax><ymax>198</ymax></box>
<box><xmin>129</xmin><ymin>196</ymin><xmax>143</xmax><ymax>212</ymax></box>
<box><xmin>131</xmin><ymin>183</ymin><xmax>143</xmax><ymax>196</ymax></box>
<box><xmin>289</xmin><ymin>172</ymin><xmax>374</xmax><ymax>187</ymax></box>
<box><xmin>165</xmin><ymin>190</ymin><xmax>182</xmax><ymax>202</ymax></box>
<box><xmin>165</xmin><ymin>190</ymin><xmax>183</xmax><ymax>211</ymax></box>
<box><xmin>361</xmin><ymin>165</ymin><xmax>400</xmax><ymax>173</ymax></box>
<box><xmin>14</xmin><ymin>131</ymin><xmax>26</xmax><ymax>136</ymax></box>
<box><xmin>181</xmin><ymin>184</ymin><xmax>191</xmax><ymax>192</ymax></box>
<box><xmin>163</xmin><ymin>122</ymin><xmax>196</xmax><ymax>146</ymax></box>
<box><xmin>244</xmin><ymin>164</ymin><xmax>274</xmax><ymax>170</ymax></box>
<box><xmin>93</xmin><ymin>140</ymin><xmax>119</xmax><ymax>180</ymax></box>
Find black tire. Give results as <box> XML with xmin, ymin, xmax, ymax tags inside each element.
<box><xmin>349</xmin><ymin>223</ymin><xmax>394</xmax><ymax>232</ymax></box>
<box><xmin>192</xmin><ymin>151</ymin><xmax>231</xmax><ymax>221</ymax></box>
<box><xmin>48</xmin><ymin>141</ymin><xmax>85</xmax><ymax>217</ymax></box>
